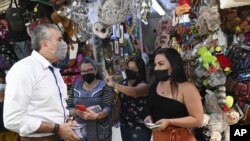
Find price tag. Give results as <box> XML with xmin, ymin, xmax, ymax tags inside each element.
<box><xmin>175</xmin><ymin>4</ymin><xmax>190</xmax><ymax>15</ymax></box>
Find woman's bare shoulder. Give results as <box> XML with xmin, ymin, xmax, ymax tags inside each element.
<box><xmin>179</xmin><ymin>81</ymin><xmax>196</xmax><ymax>89</ymax></box>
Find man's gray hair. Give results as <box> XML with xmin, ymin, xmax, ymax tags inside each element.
<box><xmin>31</xmin><ymin>24</ymin><xmax>59</xmax><ymax>51</ymax></box>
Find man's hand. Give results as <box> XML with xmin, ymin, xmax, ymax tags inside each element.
<box><xmin>58</xmin><ymin>122</ymin><xmax>80</xmax><ymax>141</ymax></box>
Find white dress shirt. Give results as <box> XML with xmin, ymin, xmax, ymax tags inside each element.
<box><xmin>4</xmin><ymin>51</ymin><xmax>69</xmax><ymax>137</ymax></box>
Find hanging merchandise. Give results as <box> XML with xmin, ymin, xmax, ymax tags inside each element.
<box><xmin>92</xmin><ymin>22</ymin><xmax>111</xmax><ymax>39</ymax></box>
<box><xmin>57</xmin><ymin>0</ymin><xmax>92</xmax><ymax>42</ymax></box>
<box><xmin>12</xmin><ymin>40</ymin><xmax>32</xmax><ymax>59</ymax></box>
<box><xmin>98</xmin><ymin>0</ymin><xmax>132</xmax><ymax>25</ymax></box>
<box><xmin>219</xmin><ymin>0</ymin><xmax>250</xmax><ymax>9</ymax></box>
<box><xmin>6</xmin><ymin>0</ymin><xmax>29</xmax><ymax>41</ymax></box>
<box><xmin>220</xmin><ymin>6</ymin><xmax>250</xmax><ymax>34</ymax></box>
<box><xmin>139</xmin><ymin>0</ymin><xmax>151</xmax><ymax>25</ymax></box>
<box><xmin>51</xmin><ymin>11</ymin><xmax>77</xmax><ymax>41</ymax></box>
<box><xmin>0</xmin><ymin>43</ymin><xmax>18</xmax><ymax>71</ymax></box>
<box><xmin>0</xmin><ymin>19</ymin><xmax>8</xmax><ymax>42</ymax></box>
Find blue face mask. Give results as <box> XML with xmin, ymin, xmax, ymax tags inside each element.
<box><xmin>0</xmin><ymin>84</ymin><xmax>6</xmax><ymax>92</ymax></box>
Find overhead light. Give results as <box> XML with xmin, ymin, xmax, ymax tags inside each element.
<box><xmin>152</xmin><ymin>0</ymin><xmax>165</xmax><ymax>16</ymax></box>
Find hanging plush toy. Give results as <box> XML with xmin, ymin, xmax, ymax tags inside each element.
<box><xmin>198</xmin><ymin>47</ymin><xmax>218</xmax><ymax>73</ymax></box>
<box><xmin>202</xmin><ymin>109</ymin><xmax>240</xmax><ymax>141</ymax></box>
<box><xmin>92</xmin><ymin>22</ymin><xmax>111</xmax><ymax>39</ymax></box>
<box><xmin>215</xmin><ymin>46</ymin><xmax>232</xmax><ymax>74</ymax></box>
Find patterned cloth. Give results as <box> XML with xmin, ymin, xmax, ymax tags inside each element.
<box><xmin>119</xmin><ymin>80</ymin><xmax>149</xmax><ymax>129</ymax></box>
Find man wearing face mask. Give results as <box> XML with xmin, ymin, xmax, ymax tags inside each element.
<box><xmin>3</xmin><ymin>24</ymin><xmax>80</xmax><ymax>141</ymax></box>
<box><xmin>67</xmin><ymin>56</ymin><xmax>114</xmax><ymax>141</ymax></box>
<box><xmin>104</xmin><ymin>56</ymin><xmax>152</xmax><ymax>141</ymax></box>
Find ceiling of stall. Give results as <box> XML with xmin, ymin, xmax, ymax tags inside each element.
<box><xmin>142</xmin><ymin>0</ymin><xmax>177</xmax><ymax>52</ymax></box>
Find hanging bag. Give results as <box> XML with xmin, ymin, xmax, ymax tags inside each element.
<box><xmin>6</xmin><ymin>0</ymin><xmax>29</xmax><ymax>41</ymax></box>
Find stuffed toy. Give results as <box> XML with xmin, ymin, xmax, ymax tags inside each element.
<box><xmin>204</xmin><ymin>89</ymin><xmax>224</xmax><ymax>114</ymax></box>
<box><xmin>216</xmin><ymin>86</ymin><xmax>227</xmax><ymax>107</ymax></box>
<box><xmin>202</xmin><ymin>109</ymin><xmax>240</xmax><ymax>141</ymax></box>
<box><xmin>206</xmin><ymin>70</ymin><xmax>226</xmax><ymax>87</ymax></box>
<box><xmin>194</xmin><ymin>64</ymin><xmax>209</xmax><ymax>78</ymax></box>
<box><xmin>194</xmin><ymin>64</ymin><xmax>209</xmax><ymax>87</ymax></box>
<box><xmin>92</xmin><ymin>22</ymin><xmax>111</xmax><ymax>39</ymax></box>
<box><xmin>192</xmin><ymin>35</ymin><xmax>214</xmax><ymax>56</ymax></box>
<box><xmin>215</xmin><ymin>46</ymin><xmax>232</xmax><ymax>74</ymax></box>
<box><xmin>223</xmin><ymin>108</ymin><xmax>240</xmax><ymax>125</ymax></box>
<box><xmin>196</xmin><ymin>6</ymin><xmax>221</xmax><ymax>33</ymax></box>
<box><xmin>198</xmin><ymin>47</ymin><xmax>218</xmax><ymax>73</ymax></box>
<box><xmin>205</xmin><ymin>87</ymin><xmax>233</xmax><ymax>113</ymax></box>
<box><xmin>202</xmin><ymin>113</ymin><xmax>228</xmax><ymax>141</ymax></box>
<box><xmin>159</xmin><ymin>32</ymin><xmax>170</xmax><ymax>48</ymax></box>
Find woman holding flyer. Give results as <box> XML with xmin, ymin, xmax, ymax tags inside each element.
<box><xmin>144</xmin><ymin>48</ymin><xmax>203</xmax><ymax>141</ymax></box>
<box><xmin>67</xmin><ymin>57</ymin><xmax>114</xmax><ymax>141</ymax></box>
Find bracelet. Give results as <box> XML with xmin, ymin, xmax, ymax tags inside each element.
<box><xmin>112</xmin><ymin>82</ymin><xmax>117</xmax><ymax>89</ymax></box>
<box><xmin>113</xmin><ymin>83</ymin><xmax>119</xmax><ymax>93</ymax></box>
<box><xmin>52</xmin><ymin>123</ymin><xmax>60</xmax><ymax>134</ymax></box>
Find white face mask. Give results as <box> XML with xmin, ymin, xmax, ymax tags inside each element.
<box><xmin>48</xmin><ymin>41</ymin><xmax>68</xmax><ymax>60</ymax></box>
<box><xmin>0</xmin><ymin>84</ymin><xmax>6</xmax><ymax>92</ymax></box>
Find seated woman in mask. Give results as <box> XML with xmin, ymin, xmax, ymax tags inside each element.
<box><xmin>104</xmin><ymin>56</ymin><xmax>151</xmax><ymax>141</ymax></box>
<box><xmin>144</xmin><ymin>48</ymin><xmax>203</xmax><ymax>141</ymax></box>
<box><xmin>67</xmin><ymin>57</ymin><xmax>114</xmax><ymax>141</ymax></box>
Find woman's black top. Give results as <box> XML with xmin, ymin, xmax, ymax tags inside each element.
<box><xmin>147</xmin><ymin>82</ymin><xmax>189</xmax><ymax>122</ymax></box>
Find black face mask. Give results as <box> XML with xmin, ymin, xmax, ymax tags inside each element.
<box><xmin>82</xmin><ymin>73</ymin><xmax>95</xmax><ymax>84</ymax></box>
<box><xmin>155</xmin><ymin>69</ymin><xmax>170</xmax><ymax>81</ymax></box>
<box><xmin>125</xmin><ymin>69</ymin><xmax>138</xmax><ymax>80</ymax></box>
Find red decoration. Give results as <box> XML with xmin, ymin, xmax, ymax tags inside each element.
<box><xmin>216</xmin><ymin>54</ymin><xmax>232</xmax><ymax>71</ymax></box>
<box><xmin>75</xmin><ymin>104</ymin><xmax>87</xmax><ymax>111</ymax></box>
<box><xmin>178</xmin><ymin>0</ymin><xmax>191</xmax><ymax>6</ymax></box>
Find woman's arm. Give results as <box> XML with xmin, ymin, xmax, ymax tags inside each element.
<box><xmin>103</xmin><ymin>71</ymin><xmax>149</xmax><ymax>97</ymax></box>
<box><xmin>114</xmin><ymin>82</ymin><xmax>149</xmax><ymax>97</ymax></box>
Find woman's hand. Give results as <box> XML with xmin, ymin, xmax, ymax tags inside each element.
<box><xmin>155</xmin><ymin>119</ymin><xmax>171</xmax><ymax>131</ymax></box>
<box><xmin>76</xmin><ymin>109</ymin><xmax>99</xmax><ymax>120</ymax></box>
<box><xmin>103</xmin><ymin>71</ymin><xmax>115</xmax><ymax>88</ymax></box>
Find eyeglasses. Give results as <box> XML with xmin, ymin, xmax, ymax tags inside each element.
<box><xmin>81</xmin><ymin>68</ymin><xmax>95</xmax><ymax>74</ymax></box>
